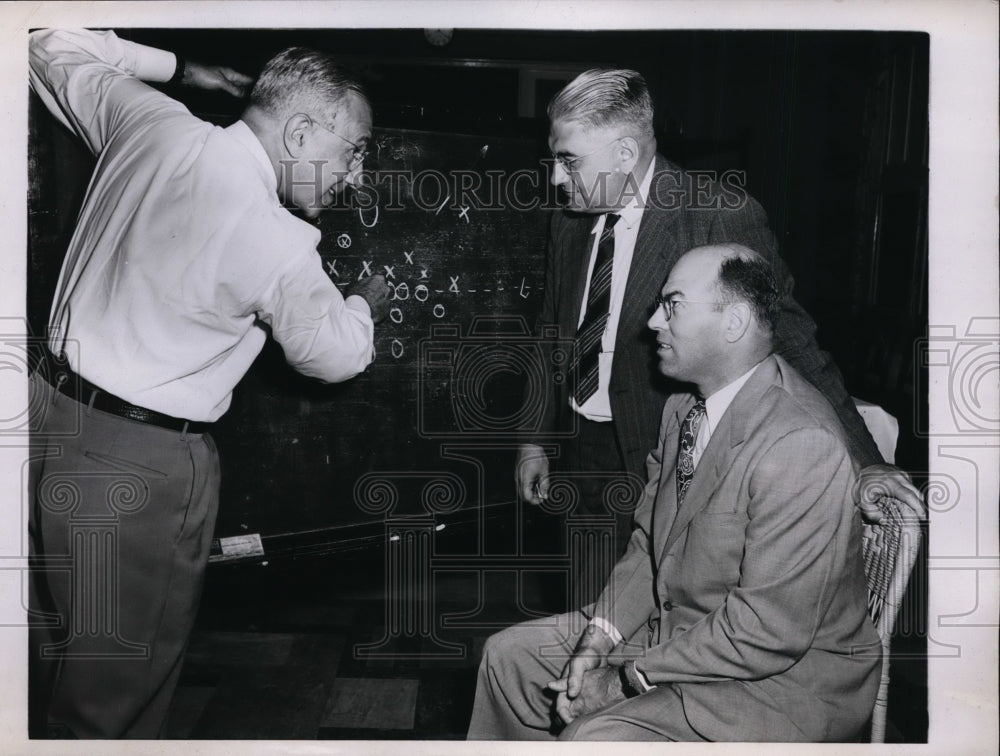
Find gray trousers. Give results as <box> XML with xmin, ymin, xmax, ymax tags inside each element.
<box><xmin>467</xmin><ymin>611</ymin><xmax>707</xmax><ymax>741</ymax></box>
<box><xmin>28</xmin><ymin>373</ymin><xmax>220</xmax><ymax>738</ymax></box>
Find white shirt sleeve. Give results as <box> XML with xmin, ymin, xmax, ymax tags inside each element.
<box><xmin>29</xmin><ymin>28</ymin><xmax>177</xmax><ymax>155</ymax></box>
<box><xmin>261</xmin><ymin>251</ymin><xmax>376</xmax><ymax>384</ymax></box>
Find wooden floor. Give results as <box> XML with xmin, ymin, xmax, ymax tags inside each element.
<box><xmin>164</xmin><ymin>519</ymin><xmax>927</xmax><ymax>742</ymax></box>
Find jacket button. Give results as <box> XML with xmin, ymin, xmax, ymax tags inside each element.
<box><xmin>662</xmin><ymin>600</ymin><xmax>673</xmax><ymax>611</ymax></box>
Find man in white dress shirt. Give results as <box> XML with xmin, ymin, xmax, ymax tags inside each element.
<box><xmin>27</xmin><ymin>29</ymin><xmax>389</xmax><ymax>738</ymax></box>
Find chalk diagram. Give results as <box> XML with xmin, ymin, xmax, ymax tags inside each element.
<box><xmin>320</xmin><ymin>139</ymin><xmax>546</xmax><ymax>361</ymax></box>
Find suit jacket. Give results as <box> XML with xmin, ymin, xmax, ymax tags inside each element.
<box><xmin>592</xmin><ymin>354</ymin><xmax>882</xmax><ymax>741</ymax></box>
<box><xmin>529</xmin><ymin>156</ymin><xmax>881</xmax><ymax>481</ymax></box>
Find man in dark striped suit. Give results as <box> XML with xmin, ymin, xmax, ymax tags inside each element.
<box><xmin>514</xmin><ymin>68</ymin><xmax>922</xmax><ymax>601</ymax></box>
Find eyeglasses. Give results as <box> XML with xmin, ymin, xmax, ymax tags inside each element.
<box><xmin>550</xmin><ymin>136</ymin><xmax>628</xmax><ymax>171</ymax></box>
<box><xmin>307</xmin><ymin>114</ymin><xmax>369</xmax><ymax>168</ymax></box>
<box><xmin>655</xmin><ymin>295</ymin><xmax>725</xmax><ymax>321</ymax></box>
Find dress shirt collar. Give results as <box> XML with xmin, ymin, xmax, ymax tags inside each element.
<box><xmin>226</xmin><ymin>119</ymin><xmax>277</xmax><ymax>195</ymax></box>
<box><xmin>702</xmin><ymin>358</ymin><xmax>766</xmax><ymax>438</ymax></box>
<box><xmin>590</xmin><ymin>154</ymin><xmax>655</xmax><ymax>235</ymax></box>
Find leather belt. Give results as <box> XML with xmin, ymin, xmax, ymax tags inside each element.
<box><xmin>43</xmin><ymin>351</ymin><xmax>212</xmax><ymax>435</ymax></box>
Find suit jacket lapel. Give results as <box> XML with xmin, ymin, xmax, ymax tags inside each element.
<box><xmin>651</xmin><ymin>397</ymin><xmax>691</xmax><ymax>561</ymax></box>
<box><xmin>659</xmin><ymin>356</ymin><xmax>782</xmax><ymax>558</ymax></box>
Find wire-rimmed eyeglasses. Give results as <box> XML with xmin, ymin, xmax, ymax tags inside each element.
<box><xmin>306</xmin><ymin>114</ymin><xmax>369</xmax><ymax>168</ymax></box>
<box><xmin>550</xmin><ymin>135</ymin><xmax>628</xmax><ymax>171</ymax></box>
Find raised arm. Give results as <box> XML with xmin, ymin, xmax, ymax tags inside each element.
<box><xmin>29</xmin><ymin>29</ymin><xmax>251</xmax><ymax>156</ymax></box>
<box><xmin>29</xmin><ymin>29</ymin><xmax>178</xmax><ymax>155</ymax></box>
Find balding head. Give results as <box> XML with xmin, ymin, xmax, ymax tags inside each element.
<box><xmin>647</xmin><ymin>243</ymin><xmax>779</xmax><ymax>396</ymax></box>
<box><xmin>708</xmin><ymin>243</ymin><xmax>781</xmax><ymax>334</ymax></box>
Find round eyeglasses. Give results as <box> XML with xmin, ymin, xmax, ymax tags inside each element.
<box><xmin>306</xmin><ymin>114</ymin><xmax>369</xmax><ymax>168</ymax></box>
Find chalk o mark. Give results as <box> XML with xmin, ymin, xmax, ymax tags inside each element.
<box><xmin>359</xmin><ymin>205</ymin><xmax>379</xmax><ymax>228</ymax></box>
<box><xmin>414</xmin><ymin>284</ymin><xmax>429</xmax><ymax>302</ymax></box>
<box><xmin>389</xmin><ymin>307</ymin><xmax>404</xmax><ymax>324</ymax></box>
<box><xmin>336</xmin><ymin>234</ymin><xmax>352</xmax><ymax>249</ymax></box>
<box><xmin>393</xmin><ymin>282</ymin><xmax>410</xmax><ymax>301</ymax></box>
<box><xmin>391</xmin><ymin>339</ymin><xmax>404</xmax><ymax>359</ymax></box>
<box><xmin>432</xmin><ymin>304</ymin><xmax>446</xmax><ymax>319</ymax></box>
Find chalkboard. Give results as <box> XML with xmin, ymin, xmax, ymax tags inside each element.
<box><xmin>210</xmin><ymin>128</ymin><xmax>554</xmax><ymax>544</ymax></box>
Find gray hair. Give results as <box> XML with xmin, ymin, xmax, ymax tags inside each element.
<box><xmin>547</xmin><ymin>68</ymin><xmax>654</xmax><ymax>139</ymax></box>
<box><xmin>250</xmin><ymin>47</ymin><xmax>367</xmax><ymax>124</ymax></box>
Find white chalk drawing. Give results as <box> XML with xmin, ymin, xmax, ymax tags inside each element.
<box><xmin>359</xmin><ymin>205</ymin><xmax>379</xmax><ymax>228</ymax></box>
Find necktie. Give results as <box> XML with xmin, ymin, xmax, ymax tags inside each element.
<box><xmin>572</xmin><ymin>213</ymin><xmax>621</xmax><ymax>405</ymax></box>
<box><xmin>676</xmin><ymin>400</ymin><xmax>706</xmax><ymax>506</ymax></box>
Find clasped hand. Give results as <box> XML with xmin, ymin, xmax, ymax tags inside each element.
<box><xmin>546</xmin><ymin>623</ymin><xmax>625</xmax><ymax>726</ymax></box>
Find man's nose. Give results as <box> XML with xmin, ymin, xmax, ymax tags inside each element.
<box><xmin>344</xmin><ymin>163</ymin><xmax>363</xmax><ymax>189</ymax></box>
<box><xmin>647</xmin><ymin>306</ymin><xmax>667</xmax><ymax>332</ymax></box>
<box><xmin>550</xmin><ymin>160</ymin><xmax>569</xmax><ymax>187</ymax></box>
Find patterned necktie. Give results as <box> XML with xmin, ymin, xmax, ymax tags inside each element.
<box><xmin>572</xmin><ymin>213</ymin><xmax>621</xmax><ymax>405</ymax></box>
<box><xmin>676</xmin><ymin>399</ymin><xmax>706</xmax><ymax>505</ymax></box>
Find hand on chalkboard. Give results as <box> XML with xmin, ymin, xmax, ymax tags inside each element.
<box><xmin>347</xmin><ymin>274</ymin><xmax>390</xmax><ymax>324</ymax></box>
<box><xmin>516</xmin><ymin>444</ymin><xmax>550</xmax><ymax>505</ymax></box>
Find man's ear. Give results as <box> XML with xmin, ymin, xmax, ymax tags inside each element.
<box><xmin>616</xmin><ymin>136</ymin><xmax>639</xmax><ymax>172</ymax></box>
<box><xmin>724</xmin><ymin>302</ymin><xmax>753</xmax><ymax>343</ymax></box>
<box><xmin>283</xmin><ymin>113</ymin><xmax>311</xmax><ymax>158</ymax></box>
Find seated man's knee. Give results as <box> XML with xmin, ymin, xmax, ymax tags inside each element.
<box><xmin>480</xmin><ymin>623</ymin><xmax>528</xmax><ymax>664</ymax></box>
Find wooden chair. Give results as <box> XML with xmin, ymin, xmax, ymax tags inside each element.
<box><xmin>862</xmin><ymin>493</ymin><xmax>923</xmax><ymax>742</ymax></box>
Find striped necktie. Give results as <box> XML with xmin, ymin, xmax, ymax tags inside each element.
<box><xmin>676</xmin><ymin>399</ymin><xmax>706</xmax><ymax>505</ymax></box>
<box><xmin>572</xmin><ymin>213</ymin><xmax>620</xmax><ymax>405</ymax></box>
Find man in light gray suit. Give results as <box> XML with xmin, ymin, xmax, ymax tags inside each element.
<box><xmin>470</xmin><ymin>243</ymin><xmax>881</xmax><ymax>741</ymax></box>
